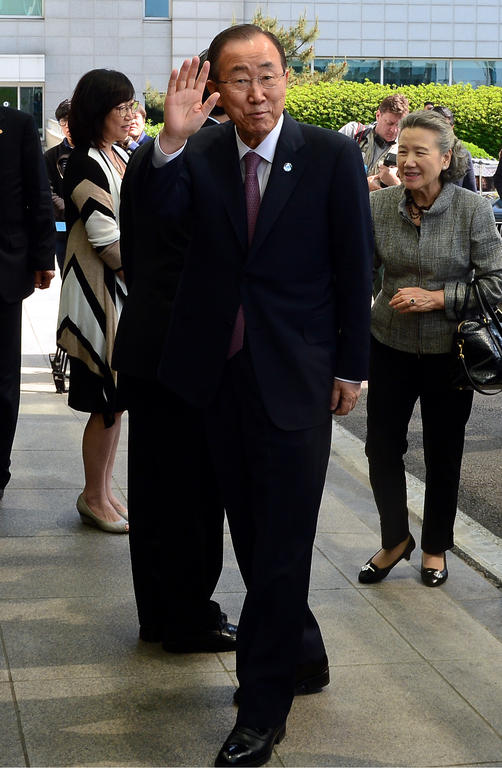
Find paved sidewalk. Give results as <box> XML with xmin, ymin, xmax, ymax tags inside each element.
<box><xmin>1</xmin><ymin>279</ymin><xmax>502</xmax><ymax>767</ymax></box>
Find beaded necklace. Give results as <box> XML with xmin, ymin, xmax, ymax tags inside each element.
<box><xmin>405</xmin><ymin>190</ymin><xmax>431</xmax><ymax>221</ymax></box>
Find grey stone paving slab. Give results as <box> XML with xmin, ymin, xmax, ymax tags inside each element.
<box><xmin>317</xmin><ymin>492</ymin><xmax>370</xmax><ymax>535</ymax></box>
<box><xmin>0</xmin><ymin>489</ymin><xmax>88</xmax><ymax>537</ymax></box>
<box><xmin>14</xmin><ymin>672</ymin><xmax>269</xmax><ymax>768</ymax></box>
<box><xmin>458</xmin><ymin>596</ymin><xmax>502</xmax><ymax>642</ymax></box>
<box><xmin>361</xmin><ymin>583</ymin><xmax>502</xmax><ymax>661</ymax></box>
<box><xmin>0</xmin><ymin>682</ymin><xmax>25</xmax><ymax>767</ymax></box>
<box><xmin>0</xmin><ymin>640</ymin><xmax>8</xmax><ymax>683</ymax></box>
<box><xmin>278</xmin><ymin>661</ymin><xmax>502</xmax><ymax>767</ymax></box>
<box><xmin>13</xmin><ymin>412</ymin><xmax>83</xmax><ymax>451</ymax></box>
<box><xmin>315</xmin><ymin>532</ymin><xmax>421</xmax><ymax>590</ymax></box>
<box><xmin>18</xmin><ymin>391</ymin><xmax>69</xmax><ymax>416</ymax></box>
<box><xmin>308</xmin><ymin>589</ymin><xmax>418</xmax><ymax>666</ymax></box>
<box><xmin>111</xmin><ymin>447</ymin><xmax>128</xmax><ymax>489</ymax></box>
<box><xmin>0</xmin><ymin>596</ymin><xmax>227</xmax><ymax>682</ymax></box>
<box><xmin>212</xmin><ymin>534</ymin><xmax>246</xmax><ymax>594</ymax></box>
<box><xmin>0</xmin><ymin>534</ymin><xmax>132</xmax><ymax>599</ymax></box>
<box><xmin>310</xmin><ymin>547</ymin><xmax>352</xmax><ymax>590</ymax></box>
<box><xmin>8</xmin><ymin>449</ymin><xmax>83</xmax><ymax>490</ymax></box>
<box><xmin>434</xmin><ymin>552</ymin><xmax>502</xmax><ymax>601</ymax></box>
<box><xmin>433</xmin><ymin>658</ymin><xmax>502</xmax><ymax>737</ymax></box>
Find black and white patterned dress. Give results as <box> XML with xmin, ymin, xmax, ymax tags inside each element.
<box><xmin>57</xmin><ymin>145</ymin><xmax>128</xmax><ymax>425</ymax></box>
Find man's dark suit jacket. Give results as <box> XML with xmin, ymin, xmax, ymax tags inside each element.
<box><xmin>153</xmin><ymin>112</ymin><xmax>373</xmax><ymax>431</ymax></box>
<box><xmin>0</xmin><ymin>107</ymin><xmax>55</xmax><ymax>302</ymax></box>
<box><xmin>112</xmin><ymin>140</ymin><xmax>190</xmax><ymax>377</ymax></box>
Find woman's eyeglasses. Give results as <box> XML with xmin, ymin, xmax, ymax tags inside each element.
<box><xmin>114</xmin><ymin>100</ymin><xmax>140</xmax><ymax>117</ymax></box>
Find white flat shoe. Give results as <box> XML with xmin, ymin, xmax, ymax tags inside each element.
<box><xmin>112</xmin><ymin>503</ymin><xmax>128</xmax><ymax>521</ymax></box>
<box><xmin>76</xmin><ymin>493</ymin><xmax>128</xmax><ymax>534</ymax></box>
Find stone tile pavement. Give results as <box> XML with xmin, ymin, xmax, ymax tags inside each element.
<box><xmin>1</xmin><ymin>279</ymin><xmax>502</xmax><ymax>767</ymax></box>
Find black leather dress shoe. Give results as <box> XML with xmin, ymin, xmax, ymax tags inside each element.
<box><xmin>358</xmin><ymin>534</ymin><xmax>416</xmax><ymax>584</ymax></box>
<box><xmin>214</xmin><ymin>723</ymin><xmax>286</xmax><ymax>767</ymax></box>
<box><xmin>162</xmin><ymin>617</ymin><xmax>237</xmax><ymax>653</ymax></box>
<box><xmin>421</xmin><ymin>553</ymin><xmax>448</xmax><ymax>587</ymax></box>
<box><xmin>139</xmin><ymin>612</ymin><xmax>237</xmax><ymax>651</ymax></box>
<box><xmin>233</xmin><ymin>654</ymin><xmax>329</xmax><ymax>705</ymax></box>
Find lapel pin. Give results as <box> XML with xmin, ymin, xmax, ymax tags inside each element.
<box><xmin>283</xmin><ymin>162</ymin><xmax>292</xmax><ymax>172</ymax></box>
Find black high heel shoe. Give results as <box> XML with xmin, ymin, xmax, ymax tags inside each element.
<box><xmin>421</xmin><ymin>552</ymin><xmax>448</xmax><ymax>587</ymax></box>
<box><xmin>358</xmin><ymin>534</ymin><xmax>416</xmax><ymax>584</ymax></box>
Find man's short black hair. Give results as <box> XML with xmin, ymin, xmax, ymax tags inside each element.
<box><xmin>207</xmin><ymin>24</ymin><xmax>287</xmax><ymax>82</ymax></box>
<box><xmin>432</xmin><ymin>105</ymin><xmax>455</xmax><ymax>126</ymax></box>
<box><xmin>198</xmin><ymin>48</ymin><xmax>226</xmax><ymax>116</ymax></box>
<box><xmin>55</xmin><ymin>99</ymin><xmax>71</xmax><ymax>122</ymax></box>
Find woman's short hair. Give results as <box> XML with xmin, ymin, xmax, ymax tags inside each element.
<box><xmin>399</xmin><ymin>109</ymin><xmax>469</xmax><ymax>183</ymax></box>
<box><xmin>68</xmin><ymin>69</ymin><xmax>134</xmax><ymax>149</ymax></box>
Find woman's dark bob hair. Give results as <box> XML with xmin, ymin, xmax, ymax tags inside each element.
<box><xmin>68</xmin><ymin>69</ymin><xmax>134</xmax><ymax>149</ymax></box>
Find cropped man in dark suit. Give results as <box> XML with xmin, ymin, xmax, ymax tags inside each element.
<box><xmin>113</xmin><ymin>137</ymin><xmax>236</xmax><ymax>652</ymax></box>
<box><xmin>147</xmin><ymin>25</ymin><xmax>373</xmax><ymax>766</ymax></box>
<box><xmin>0</xmin><ymin>106</ymin><xmax>55</xmax><ymax>499</ymax></box>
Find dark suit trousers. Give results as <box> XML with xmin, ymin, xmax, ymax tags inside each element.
<box><xmin>123</xmin><ymin>374</ymin><xmax>225</xmax><ymax>638</ymax></box>
<box><xmin>365</xmin><ymin>336</ymin><xmax>473</xmax><ymax>553</ymax></box>
<box><xmin>0</xmin><ymin>299</ymin><xmax>22</xmax><ymax>490</ymax></box>
<box><xmin>204</xmin><ymin>343</ymin><xmax>331</xmax><ymax>728</ymax></box>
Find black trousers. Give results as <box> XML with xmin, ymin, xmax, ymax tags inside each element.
<box><xmin>0</xmin><ymin>299</ymin><xmax>22</xmax><ymax>490</ymax></box>
<box><xmin>365</xmin><ymin>336</ymin><xmax>474</xmax><ymax>553</ymax></box>
<box><xmin>205</xmin><ymin>344</ymin><xmax>331</xmax><ymax>728</ymax></box>
<box><xmin>122</xmin><ymin>374</ymin><xmax>225</xmax><ymax>638</ymax></box>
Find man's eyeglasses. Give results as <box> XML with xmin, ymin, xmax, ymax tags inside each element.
<box><xmin>114</xmin><ymin>100</ymin><xmax>140</xmax><ymax>117</ymax></box>
<box><xmin>216</xmin><ymin>72</ymin><xmax>286</xmax><ymax>92</ymax></box>
<box><xmin>59</xmin><ymin>119</ymin><xmax>68</xmax><ymax>127</ymax></box>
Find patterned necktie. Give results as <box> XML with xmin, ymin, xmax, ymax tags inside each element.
<box><xmin>227</xmin><ymin>151</ymin><xmax>262</xmax><ymax>359</ymax></box>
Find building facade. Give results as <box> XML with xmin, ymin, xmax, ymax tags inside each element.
<box><xmin>1</xmin><ymin>0</ymin><xmax>501</xmax><ymax>137</ymax></box>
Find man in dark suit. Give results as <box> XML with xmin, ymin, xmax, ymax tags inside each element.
<box><xmin>147</xmin><ymin>25</ymin><xmax>373</xmax><ymax>766</ymax></box>
<box><xmin>112</xmin><ymin>137</ymin><xmax>237</xmax><ymax>652</ymax></box>
<box><xmin>0</xmin><ymin>106</ymin><xmax>55</xmax><ymax>500</ymax></box>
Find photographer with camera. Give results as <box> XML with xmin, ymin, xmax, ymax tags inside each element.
<box><xmin>339</xmin><ymin>94</ymin><xmax>409</xmax><ymax>191</ymax></box>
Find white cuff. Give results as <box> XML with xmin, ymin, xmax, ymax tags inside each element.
<box><xmin>152</xmin><ymin>134</ymin><xmax>186</xmax><ymax>167</ymax></box>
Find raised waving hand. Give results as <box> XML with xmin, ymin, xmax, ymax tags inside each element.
<box><xmin>159</xmin><ymin>57</ymin><xmax>220</xmax><ymax>154</ymax></box>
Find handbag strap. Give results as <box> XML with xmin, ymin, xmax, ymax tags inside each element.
<box><xmin>473</xmin><ymin>280</ymin><xmax>502</xmax><ymax>343</ymax></box>
<box><xmin>456</xmin><ymin>352</ymin><xmax>502</xmax><ymax>395</ymax></box>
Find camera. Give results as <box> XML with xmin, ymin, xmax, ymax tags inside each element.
<box><xmin>383</xmin><ymin>152</ymin><xmax>397</xmax><ymax>168</ymax></box>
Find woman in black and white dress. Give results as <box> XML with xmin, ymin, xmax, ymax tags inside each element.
<box><xmin>57</xmin><ymin>69</ymin><xmax>138</xmax><ymax>533</ymax></box>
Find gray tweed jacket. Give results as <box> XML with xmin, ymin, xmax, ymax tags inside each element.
<box><xmin>370</xmin><ymin>182</ymin><xmax>502</xmax><ymax>354</ymax></box>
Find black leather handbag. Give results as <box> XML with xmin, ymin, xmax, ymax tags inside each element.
<box><xmin>452</xmin><ymin>276</ymin><xmax>502</xmax><ymax>395</ymax></box>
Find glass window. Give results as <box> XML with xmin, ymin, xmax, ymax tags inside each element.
<box><xmin>145</xmin><ymin>0</ymin><xmax>170</xmax><ymax>17</ymax></box>
<box><xmin>452</xmin><ymin>60</ymin><xmax>502</xmax><ymax>87</ymax></box>
<box><xmin>0</xmin><ymin>84</ymin><xmax>43</xmax><ymax>133</ymax></box>
<box><xmin>289</xmin><ymin>58</ymin><xmax>306</xmax><ymax>74</ymax></box>
<box><xmin>315</xmin><ymin>58</ymin><xmax>381</xmax><ymax>83</ymax></box>
<box><xmin>0</xmin><ymin>85</ymin><xmax>18</xmax><ymax>107</ymax></box>
<box><xmin>20</xmin><ymin>85</ymin><xmax>42</xmax><ymax>131</ymax></box>
<box><xmin>383</xmin><ymin>60</ymin><xmax>449</xmax><ymax>86</ymax></box>
<box><xmin>0</xmin><ymin>0</ymin><xmax>42</xmax><ymax>15</ymax></box>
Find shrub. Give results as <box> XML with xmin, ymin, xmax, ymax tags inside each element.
<box><xmin>285</xmin><ymin>81</ymin><xmax>502</xmax><ymax>156</ymax></box>
<box><xmin>143</xmin><ymin>119</ymin><xmax>162</xmax><ymax>139</ymax></box>
<box><xmin>461</xmin><ymin>141</ymin><xmax>494</xmax><ymax>160</ymax></box>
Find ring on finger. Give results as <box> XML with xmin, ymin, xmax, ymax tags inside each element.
<box><xmin>409</xmin><ymin>298</ymin><xmax>416</xmax><ymax>305</ymax></box>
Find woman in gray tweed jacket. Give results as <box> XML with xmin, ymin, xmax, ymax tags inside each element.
<box><xmin>359</xmin><ymin>110</ymin><xmax>502</xmax><ymax>587</ymax></box>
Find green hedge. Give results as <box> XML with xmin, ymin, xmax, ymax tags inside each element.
<box><xmin>285</xmin><ymin>81</ymin><xmax>502</xmax><ymax>157</ymax></box>
<box><xmin>461</xmin><ymin>141</ymin><xmax>494</xmax><ymax>159</ymax></box>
